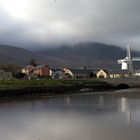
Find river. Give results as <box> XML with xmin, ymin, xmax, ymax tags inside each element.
<box><xmin>0</xmin><ymin>89</ymin><xmax>140</xmax><ymax>140</ymax></box>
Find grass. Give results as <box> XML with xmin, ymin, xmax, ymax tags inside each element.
<box><xmin>0</xmin><ymin>79</ymin><xmax>102</xmax><ymax>90</ymax></box>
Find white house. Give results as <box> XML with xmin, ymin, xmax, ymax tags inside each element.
<box><xmin>22</xmin><ymin>65</ymin><xmax>34</xmax><ymax>75</ymax></box>
<box><xmin>134</xmin><ymin>70</ymin><xmax>140</xmax><ymax>77</ymax></box>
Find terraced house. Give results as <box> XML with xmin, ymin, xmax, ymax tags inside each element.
<box><xmin>34</xmin><ymin>65</ymin><xmax>51</xmax><ymax>77</ymax></box>
<box><xmin>22</xmin><ymin>64</ymin><xmax>52</xmax><ymax>78</ymax></box>
<box><xmin>63</xmin><ymin>68</ymin><xmax>97</xmax><ymax>79</ymax></box>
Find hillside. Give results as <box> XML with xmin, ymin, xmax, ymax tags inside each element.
<box><xmin>0</xmin><ymin>43</ymin><xmax>140</xmax><ymax>69</ymax></box>
<box><xmin>0</xmin><ymin>44</ymin><xmax>68</xmax><ymax>66</ymax></box>
<box><xmin>38</xmin><ymin>43</ymin><xmax>140</xmax><ymax>69</ymax></box>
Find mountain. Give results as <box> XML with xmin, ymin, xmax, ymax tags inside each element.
<box><xmin>37</xmin><ymin>43</ymin><xmax>140</xmax><ymax>69</ymax></box>
<box><xmin>0</xmin><ymin>44</ymin><xmax>69</xmax><ymax>66</ymax></box>
<box><xmin>0</xmin><ymin>43</ymin><xmax>140</xmax><ymax>69</ymax></box>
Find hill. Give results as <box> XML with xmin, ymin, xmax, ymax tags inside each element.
<box><xmin>0</xmin><ymin>43</ymin><xmax>140</xmax><ymax>69</ymax></box>
<box><xmin>0</xmin><ymin>44</ymin><xmax>68</xmax><ymax>66</ymax></box>
<box><xmin>38</xmin><ymin>43</ymin><xmax>140</xmax><ymax>69</ymax></box>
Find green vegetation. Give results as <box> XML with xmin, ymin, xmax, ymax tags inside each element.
<box><xmin>0</xmin><ymin>79</ymin><xmax>101</xmax><ymax>90</ymax></box>
<box><xmin>0</xmin><ymin>64</ymin><xmax>22</xmax><ymax>75</ymax></box>
<box><xmin>29</xmin><ymin>59</ymin><xmax>38</xmax><ymax>66</ymax></box>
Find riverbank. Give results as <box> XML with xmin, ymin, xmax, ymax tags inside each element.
<box><xmin>0</xmin><ymin>79</ymin><xmax>115</xmax><ymax>98</ymax></box>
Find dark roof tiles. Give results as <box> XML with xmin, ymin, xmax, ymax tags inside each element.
<box><xmin>69</xmin><ymin>69</ymin><xmax>98</xmax><ymax>75</ymax></box>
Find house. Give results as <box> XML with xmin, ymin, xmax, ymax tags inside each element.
<box><xmin>109</xmin><ymin>70</ymin><xmax>130</xmax><ymax>78</ymax></box>
<box><xmin>34</xmin><ymin>65</ymin><xmax>51</xmax><ymax>77</ymax></box>
<box><xmin>22</xmin><ymin>64</ymin><xmax>52</xmax><ymax>79</ymax></box>
<box><xmin>51</xmin><ymin>68</ymin><xmax>65</xmax><ymax>79</ymax></box>
<box><xmin>97</xmin><ymin>69</ymin><xmax>109</xmax><ymax>78</ymax></box>
<box><xmin>22</xmin><ymin>65</ymin><xmax>34</xmax><ymax>75</ymax></box>
<box><xmin>63</xmin><ymin>68</ymin><xmax>97</xmax><ymax>79</ymax></box>
<box><xmin>97</xmin><ymin>69</ymin><xmax>130</xmax><ymax>79</ymax></box>
<box><xmin>133</xmin><ymin>70</ymin><xmax>140</xmax><ymax>77</ymax></box>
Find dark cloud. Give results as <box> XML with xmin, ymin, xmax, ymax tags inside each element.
<box><xmin>0</xmin><ymin>0</ymin><xmax>140</xmax><ymax>50</ymax></box>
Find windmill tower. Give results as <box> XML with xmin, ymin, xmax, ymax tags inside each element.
<box><xmin>118</xmin><ymin>45</ymin><xmax>140</xmax><ymax>71</ymax></box>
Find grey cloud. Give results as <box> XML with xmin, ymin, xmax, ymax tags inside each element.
<box><xmin>0</xmin><ymin>0</ymin><xmax>140</xmax><ymax>50</ymax></box>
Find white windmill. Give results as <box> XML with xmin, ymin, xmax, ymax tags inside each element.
<box><xmin>118</xmin><ymin>45</ymin><xmax>140</xmax><ymax>71</ymax></box>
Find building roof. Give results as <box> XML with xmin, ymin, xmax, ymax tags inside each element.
<box><xmin>98</xmin><ymin>69</ymin><xmax>109</xmax><ymax>74</ymax></box>
<box><xmin>35</xmin><ymin>65</ymin><xmax>50</xmax><ymax>69</ymax></box>
<box><xmin>109</xmin><ymin>69</ymin><xmax>130</xmax><ymax>74</ymax></box>
<box><xmin>69</xmin><ymin>68</ymin><xmax>97</xmax><ymax>75</ymax></box>
<box><xmin>51</xmin><ymin>68</ymin><xmax>62</xmax><ymax>72</ymax></box>
<box><xmin>135</xmin><ymin>70</ymin><xmax>140</xmax><ymax>73</ymax></box>
<box><xmin>24</xmin><ymin>65</ymin><xmax>34</xmax><ymax>69</ymax></box>
<box><xmin>35</xmin><ymin>65</ymin><xmax>45</xmax><ymax>69</ymax></box>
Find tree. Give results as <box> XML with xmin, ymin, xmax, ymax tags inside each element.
<box><xmin>0</xmin><ymin>63</ymin><xmax>22</xmax><ymax>77</ymax></box>
<box><xmin>0</xmin><ymin>64</ymin><xmax>21</xmax><ymax>73</ymax></box>
<box><xmin>29</xmin><ymin>59</ymin><xmax>37</xmax><ymax>66</ymax></box>
<box><xmin>14</xmin><ymin>72</ymin><xmax>26</xmax><ymax>79</ymax></box>
<box><xmin>90</xmin><ymin>72</ymin><xmax>96</xmax><ymax>78</ymax></box>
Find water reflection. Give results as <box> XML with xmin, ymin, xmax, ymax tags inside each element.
<box><xmin>120</xmin><ymin>95</ymin><xmax>140</xmax><ymax>126</ymax></box>
<box><xmin>0</xmin><ymin>90</ymin><xmax>140</xmax><ymax>140</ymax></box>
<box><xmin>64</xmin><ymin>96</ymin><xmax>71</xmax><ymax>105</ymax></box>
<box><xmin>99</xmin><ymin>95</ymin><xmax>104</xmax><ymax>107</ymax></box>
<box><xmin>120</xmin><ymin>97</ymin><xmax>131</xmax><ymax>125</ymax></box>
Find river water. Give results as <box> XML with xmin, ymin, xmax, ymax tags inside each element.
<box><xmin>0</xmin><ymin>89</ymin><xmax>140</xmax><ymax>140</ymax></box>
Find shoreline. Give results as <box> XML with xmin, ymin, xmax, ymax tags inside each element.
<box><xmin>0</xmin><ymin>83</ymin><xmax>115</xmax><ymax>98</ymax></box>
<box><xmin>1</xmin><ymin>88</ymin><xmax>140</xmax><ymax>103</ymax></box>
<box><xmin>1</xmin><ymin>78</ymin><xmax>139</xmax><ymax>99</ymax></box>
<box><xmin>0</xmin><ymin>84</ymin><xmax>139</xmax><ymax>100</ymax></box>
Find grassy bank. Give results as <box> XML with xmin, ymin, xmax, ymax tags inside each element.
<box><xmin>0</xmin><ymin>79</ymin><xmax>115</xmax><ymax>98</ymax></box>
<box><xmin>0</xmin><ymin>79</ymin><xmax>108</xmax><ymax>90</ymax></box>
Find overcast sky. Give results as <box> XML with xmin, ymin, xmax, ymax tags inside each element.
<box><xmin>0</xmin><ymin>0</ymin><xmax>140</xmax><ymax>50</ymax></box>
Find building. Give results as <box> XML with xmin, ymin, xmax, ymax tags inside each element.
<box><xmin>134</xmin><ymin>70</ymin><xmax>140</xmax><ymax>77</ymax></box>
<box><xmin>51</xmin><ymin>68</ymin><xmax>65</xmax><ymax>79</ymax></box>
<box><xmin>34</xmin><ymin>65</ymin><xmax>51</xmax><ymax>77</ymax></box>
<box><xmin>97</xmin><ymin>69</ymin><xmax>130</xmax><ymax>79</ymax></box>
<box><xmin>22</xmin><ymin>64</ymin><xmax>52</xmax><ymax>79</ymax></box>
<box><xmin>63</xmin><ymin>68</ymin><xmax>97</xmax><ymax>79</ymax></box>
<box><xmin>22</xmin><ymin>65</ymin><xmax>34</xmax><ymax>75</ymax></box>
<box><xmin>109</xmin><ymin>70</ymin><xmax>129</xmax><ymax>78</ymax></box>
<box><xmin>97</xmin><ymin>69</ymin><xmax>109</xmax><ymax>78</ymax></box>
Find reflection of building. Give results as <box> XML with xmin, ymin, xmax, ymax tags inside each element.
<box><xmin>121</xmin><ymin>97</ymin><xmax>132</xmax><ymax>125</ymax></box>
<box><xmin>99</xmin><ymin>95</ymin><xmax>104</xmax><ymax>108</ymax></box>
<box><xmin>121</xmin><ymin>97</ymin><xmax>129</xmax><ymax>112</ymax></box>
<box><xmin>64</xmin><ymin>96</ymin><xmax>71</xmax><ymax>105</ymax></box>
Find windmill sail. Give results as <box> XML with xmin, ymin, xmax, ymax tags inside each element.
<box><xmin>127</xmin><ymin>45</ymin><xmax>131</xmax><ymax>59</ymax></box>
<box><xmin>117</xmin><ymin>45</ymin><xmax>140</xmax><ymax>71</ymax></box>
<box><xmin>132</xmin><ymin>57</ymin><xmax>140</xmax><ymax>61</ymax></box>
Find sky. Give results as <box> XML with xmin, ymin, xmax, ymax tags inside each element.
<box><xmin>0</xmin><ymin>0</ymin><xmax>140</xmax><ymax>50</ymax></box>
